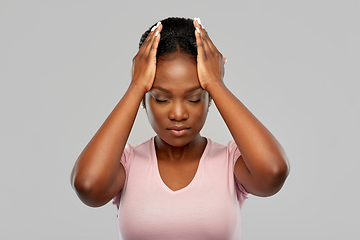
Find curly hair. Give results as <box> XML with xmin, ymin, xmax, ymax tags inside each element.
<box><xmin>139</xmin><ymin>17</ymin><xmax>197</xmax><ymax>58</ymax></box>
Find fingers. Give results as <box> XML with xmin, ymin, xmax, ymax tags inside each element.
<box><xmin>131</xmin><ymin>22</ymin><xmax>162</xmax><ymax>91</ymax></box>
<box><xmin>194</xmin><ymin>18</ymin><xmax>220</xmax><ymax>59</ymax></box>
<box><xmin>149</xmin><ymin>22</ymin><xmax>162</xmax><ymax>57</ymax></box>
<box><xmin>203</xmin><ymin>29</ymin><xmax>219</xmax><ymax>54</ymax></box>
<box><xmin>194</xmin><ymin>19</ymin><xmax>206</xmax><ymax>58</ymax></box>
<box><xmin>193</xmin><ymin>18</ymin><xmax>226</xmax><ymax>86</ymax></box>
<box><xmin>138</xmin><ymin>22</ymin><xmax>162</xmax><ymax>57</ymax></box>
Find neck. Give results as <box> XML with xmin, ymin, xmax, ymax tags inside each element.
<box><xmin>154</xmin><ymin>134</ymin><xmax>206</xmax><ymax>162</ymax></box>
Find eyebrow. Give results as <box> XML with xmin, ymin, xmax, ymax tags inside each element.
<box><xmin>152</xmin><ymin>86</ymin><xmax>202</xmax><ymax>93</ymax></box>
<box><xmin>185</xmin><ymin>86</ymin><xmax>202</xmax><ymax>93</ymax></box>
<box><xmin>152</xmin><ymin>86</ymin><xmax>171</xmax><ymax>93</ymax></box>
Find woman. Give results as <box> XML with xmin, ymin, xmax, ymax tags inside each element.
<box><xmin>71</xmin><ymin>17</ymin><xmax>289</xmax><ymax>239</ymax></box>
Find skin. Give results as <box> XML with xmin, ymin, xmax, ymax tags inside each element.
<box><xmin>144</xmin><ymin>52</ymin><xmax>209</xmax><ymax>191</ymax></box>
<box><xmin>71</xmin><ymin>20</ymin><xmax>289</xmax><ymax>207</ymax></box>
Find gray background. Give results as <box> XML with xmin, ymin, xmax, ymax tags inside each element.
<box><xmin>1</xmin><ymin>0</ymin><xmax>359</xmax><ymax>239</ymax></box>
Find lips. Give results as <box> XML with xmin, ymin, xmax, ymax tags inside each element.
<box><xmin>167</xmin><ymin>126</ymin><xmax>190</xmax><ymax>131</ymax></box>
<box><xmin>166</xmin><ymin>126</ymin><xmax>190</xmax><ymax>137</ymax></box>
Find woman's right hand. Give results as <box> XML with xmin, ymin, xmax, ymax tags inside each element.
<box><xmin>71</xmin><ymin>22</ymin><xmax>163</xmax><ymax>208</ymax></box>
<box><xmin>131</xmin><ymin>22</ymin><xmax>162</xmax><ymax>94</ymax></box>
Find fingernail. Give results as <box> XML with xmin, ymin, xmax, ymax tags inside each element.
<box><xmin>195</xmin><ymin>18</ymin><xmax>204</xmax><ymax>29</ymax></box>
<box><xmin>196</xmin><ymin>27</ymin><xmax>200</xmax><ymax>33</ymax></box>
<box><xmin>194</xmin><ymin>17</ymin><xmax>201</xmax><ymax>25</ymax></box>
<box><xmin>151</xmin><ymin>21</ymin><xmax>161</xmax><ymax>32</ymax></box>
<box><xmin>197</xmin><ymin>18</ymin><xmax>202</xmax><ymax>25</ymax></box>
<box><xmin>155</xmin><ymin>30</ymin><xmax>159</xmax><ymax>36</ymax></box>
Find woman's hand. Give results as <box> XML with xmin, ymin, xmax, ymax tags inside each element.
<box><xmin>194</xmin><ymin>19</ymin><xmax>289</xmax><ymax>197</ymax></box>
<box><xmin>194</xmin><ymin>19</ymin><xmax>227</xmax><ymax>91</ymax></box>
<box><xmin>71</xmin><ymin>22</ymin><xmax>163</xmax><ymax>207</ymax></box>
<box><xmin>131</xmin><ymin>22</ymin><xmax>162</xmax><ymax>94</ymax></box>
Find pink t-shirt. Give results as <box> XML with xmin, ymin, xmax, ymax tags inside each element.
<box><xmin>113</xmin><ymin>137</ymin><xmax>248</xmax><ymax>240</ymax></box>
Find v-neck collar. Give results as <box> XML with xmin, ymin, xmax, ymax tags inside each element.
<box><xmin>151</xmin><ymin>137</ymin><xmax>210</xmax><ymax>195</ymax></box>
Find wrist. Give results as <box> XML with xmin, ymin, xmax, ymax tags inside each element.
<box><xmin>129</xmin><ymin>78</ymin><xmax>150</xmax><ymax>96</ymax></box>
<box><xmin>204</xmin><ymin>79</ymin><xmax>226</xmax><ymax>94</ymax></box>
<box><xmin>127</xmin><ymin>82</ymin><xmax>149</xmax><ymax>99</ymax></box>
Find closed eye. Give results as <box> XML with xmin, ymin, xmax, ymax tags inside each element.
<box><xmin>155</xmin><ymin>98</ymin><xmax>169</xmax><ymax>103</ymax></box>
<box><xmin>188</xmin><ymin>98</ymin><xmax>202</xmax><ymax>103</ymax></box>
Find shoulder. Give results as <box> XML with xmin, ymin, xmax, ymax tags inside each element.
<box><xmin>206</xmin><ymin>138</ymin><xmax>240</xmax><ymax>155</ymax></box>
<box><xmin>131</xmin><ymin>137</ymin><xmax>154</xmax><ymax>156</ymax></box>
<box><xmin>205</xmin><ymin>138</ymin><xmax>241</xmax><ymax>165</ymax></box>
<box><xmin>206</xmin><ymin>138</ymin><xmax>248</xmax><ymax>197</ymax></box>
<box><xmin>121</xmin><ymin>137</ymin><xmax>154</xmax><ymax>166</ymax></box>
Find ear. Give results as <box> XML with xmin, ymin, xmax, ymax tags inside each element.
<box><xmin>207</xmin><ymin>92</ymin><xmax>212</xmax><ymax>108</ymax></box>
<box><xmin>141</xmin><ymin>96</ymin><xmax>146</xmax><ymax>109</ymax></box>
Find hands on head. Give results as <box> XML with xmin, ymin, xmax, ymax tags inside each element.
<box><xmin>71</xmin><ymin>18</ymin><xmax>289</xmax><ymax>207</ymax></box>
<box><xmin>130</xmin><ymin>18</ymin><xmax>227</xmax><ymax>95</ymax></box>
<box><xmin>131</xmin><ymin>21</ymin><xmax>163</xmax><ymax>94</ymax></box>
<box><xmin>193</xmin><ymin>18</ymin><xmax>227</xmax><ymax>91</ymax></box>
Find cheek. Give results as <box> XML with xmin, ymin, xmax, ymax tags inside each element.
<box><xmin>146</xmin><ymin>99</ymin><xmax>165</xmax><ymax>126</ymax></box>
<box><xmin>192</xmin><ymin>102</ymin><xmax>209</xmax><ymax>124</ymax></box>
<box><xmin>199</xmin><ymin>94</ymin><xmax>210</xmax><ymax>116</ymax></box>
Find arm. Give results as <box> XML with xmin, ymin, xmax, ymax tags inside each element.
<box><xmin>70</xmin><ymin>23</ymin><xmax>162</xmax><ymax>207</ymax></box>
<box><xmin>194</xmin><ymin>20</ymin><xmax>289</xmax><ymax>197</ymax></box>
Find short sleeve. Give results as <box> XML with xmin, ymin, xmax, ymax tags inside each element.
<box><xmin>227</xmin><ymin>140</ymin><xmax>248</xmax><ymax>205</ymax></box>
<box><xmin>112</xmin><ymin>143</ymin><xmax>133</xmax><ymax>209</ymax></box>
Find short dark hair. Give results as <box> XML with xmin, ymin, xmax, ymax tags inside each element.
<box><xmin>139</xmin><ymin>17</ymin><xmax>197</xmax><ymax>58</ymax></box>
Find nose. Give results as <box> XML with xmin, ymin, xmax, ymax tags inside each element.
<box><xmin>168</xmin><ymin>100</ymin><xmax>189</xmax><ymax>121</ymax></box>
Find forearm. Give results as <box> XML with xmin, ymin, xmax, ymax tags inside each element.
<box><xmin>71</xmin><ymin>84</ymin><xmax>145</xmax><ymax>197</ymax></box>
<box><xmin>71</xmin><ymin>21</ymin><xmax>162</xmax><ymax>205</ymax></box>
<box><xmin>207</xmin><ymin>81</ymin><xmax>289</xmax><ymax>179</ymax></box>
<box><xmin>193</xmin><ymin>19</ymin><xmax>288</xmax><ymax>195</ymax></box>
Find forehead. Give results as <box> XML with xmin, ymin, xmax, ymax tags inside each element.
<box><xmin>154</xmin><ymin>53</ymin><xmax>199</xmax><ymax>92</ymax></box>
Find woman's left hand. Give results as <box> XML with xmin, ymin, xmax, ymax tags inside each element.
<box><xmin>194</xmin><ymin>19</ymin><xmax>227</xmax><ymax>91</ymax></box>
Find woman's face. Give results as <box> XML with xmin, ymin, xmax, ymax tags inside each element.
<box><xmin>144</xmin><ymin>52</ymin><xmax>209</xmax><ymax>147</ymax></box>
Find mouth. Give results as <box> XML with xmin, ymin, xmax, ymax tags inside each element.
<box><xmin>166</xmin><ymin>126</ymin><xmax>190</xmax><ymax>137</ymax></box>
